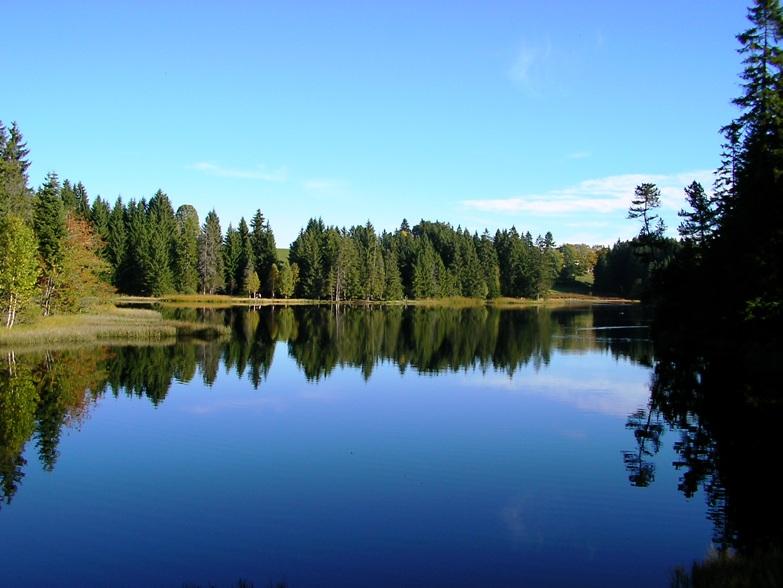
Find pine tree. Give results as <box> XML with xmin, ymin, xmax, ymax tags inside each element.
<box><xmin>678</xmin><ymin>181</ymin><xmax>717</xmax><ymax>246</ymax></box>
<box><xmin>122</xmin><ymin>199</ymin><xmax>150</xmax><ymax>294</ymax></box>
<box><xmin>60</xmin><ymin>180</ymin><xmax>77</xmax><ymax>211</ymax></box>
<box><xmin>107</xmin><ymin>198</ymin><xmax>127</xmax><ymax>287</ymax></box>
<box><xmin>413</xmin><ymin>237</ymin><xmax>438</xmax><ymax>298</ymax></box>
<box><xmin>383</xmin><ymin>246</ymin><xmax>404</xmax><ymax>300</ymax></box>
<box><xmin>477</xmin><ymin>230</ymin><xmax>501</xmax><ymax>298</ymax></box>
<box><xmin>459</xmin><ymin>231</ymin><xmax>487</xmax><ymax>298</ymax></box>
<box><xmin>223</xmin><ymin>224</ymin><xmax>241</xmax><ymax>294</ymax></box>
<box><xmin>250</xmin><ymin>209</ymin><xmax>278</xmax><ymax>295</ymax></box>
<box><xmin>237</xmin><ymin>218</ymin><xmax>254</xmax><ymax>293</ymax></box>
<box><xmin>144</xmin><ymin>190</ymin><xmax>175</xmax><ymax>295</ymax></box>
<box><xmin>34</xmin><ymin>172</ymin><xmax>67</xmax><ymax>315</ymax></box>
<box><xmin>90</xmin><ymin>196</ymin><xmax>111</xmax><ymax>244</ymax></box>
<box><xmin>73</xmin><ymin>182</ymin><xmax>91</xmax><ymax>219</ymax></box>
<box><xmin>198</xmin><ymin>210</ymin><xmax>224</xmax><ymax>294</ymax></box>
<box><xmin>0</xmin><ymin>215</ymin><xmax>39</xmax><ymax>327</ymax></box>
<box><xmin>174</xmin><ymin>205</ymin><xmax>199</xmax><ymax>293</ymax></box>
<box><xmin>289</xmin><ymin>219</ymin><xmax>324</xmax><ymax>299</ymax></box>
<box><xmin>627</xmin><ymin>184</ymin><xmax>663</xmax><ymax>238</ymax></box>
<box><xmin>0</xmin><ymin>121</ymin><xmax>33</xmax><ymax>222</ymax></box>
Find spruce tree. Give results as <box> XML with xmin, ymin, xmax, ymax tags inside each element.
<box><xmin>198</xmin><ymin>210</ymin><xmax>224</xmax><ymax>294</ymax></box>
<box><xmin>250</xmin><ymin>209</ymin><xmax>278</xmax><ymax>295</ymax></box>
<box><xmin>90</xmin><ymin>197</ymin><xmax>111</xmax><ymax>244</ymax></box>
<box><xmin>0</xmin><ymin>120</ymin><xmax>33</xmax><ymax>222</ymax></box>
<box><xmin>174</xmin><ymin>205</ymin><xmax>199</xmax><ymax>293</ymax></box>
<box><xmin>107</xmin><ymin>198</ymin><xmax>127</xmax><ymax>287</ymax></box>
<box><xmin>477</xmin><ymin>230</ymin><xmax>501</xmax><ymax>299</ymax></box>
<box><xmin>223</xmin><ymin>224</ymin><xmax>241</xmax><ymax>294</ymax></box>
<box><xmin>34</xmin><ymin>172</ymin><xmax>67</xmax><ymax>315</ymax></box>
<box><xmin>122</xmin><ymin>199</ymin><xmax>149</xmax><ymax>294</ymax></box>
<box><xmin>237</xmin><ymin>218</ymin><xmax>254</xmax><ymax>293</ymax></box>
<box><xmin>60</xmin><ymin>180</ymin><xmax>77</xmax><ymax>211</ymax></box>
<box><xmin>73</xmin><ymin>182</ymin><xmax>91</xmax><ymax>219</ymax></box>
<box><xmin>145</xmin><ymin>190</ymin><xmax>176</xmax><ymax>295</ymax></box>
<box><xmin>383</xmin><ymin>246</ymin><xmax>404</xmax><ymax>300</ymax></box>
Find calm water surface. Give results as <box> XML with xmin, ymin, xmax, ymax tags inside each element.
<box><xmin>0</xmin><ymin>306</ymin><xmax>717</xmax><ymax>587</ymax></box>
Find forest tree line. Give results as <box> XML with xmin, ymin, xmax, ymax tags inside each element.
<box><xmin>1</xmin><ymin>120</ymin><xmax>601</xmax><ymax>327</ymax></box>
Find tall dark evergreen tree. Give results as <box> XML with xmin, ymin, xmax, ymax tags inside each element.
<box><xmin>33</xmin><ymin>173</ymin><xmax>66</xmax><ymax>315</ymax></box>
<box><xmin>144</xmin><ymin>190</ymin><xmax>176</xmax><ymax>295</ymax></box>
<box><xmin>223</xmin><ymin>224</ymin><xmax>242</xmax><ymax>294</ymax></box>
<box><xmin>236</xmin><ymin>218</ymin><xmax>254</xmax><ymax>294</ymax></box>
<box><xmin>122</xmin><ymin>199</ymin><xmax>149</xmax><ymax>294</ymax></box>
<box><xmin>289</xmin><ymin>219</ymin><xmax>325</xmax><ymax>299</ymax></box>
<box><xmin>107</xmin><ymin>198</ymin><xmax>127</xmax><ymax>287</ymax></box>
<box><xmin>198</xmin><ymin>210</ymin><xmax>224</xmax><ymax>294</ymax></box>
<box><xmin>0</xmin><ymin>120</ymin><xmax>33</xmax><ymax>221</ymax></box>
<box><xmin>73</xmin><ymin>182</ymin><xmax>91</xmax><ymax>219</ymax></box>
<box><xmin>678</xmin><ymin>181</ymin><xmax>717</xmax><ymax>246</ymax></box>
<box><xmin>90</xmin><ymin>197</ymin><xmax>111</xmax><ymax>244</ymax></box>
<box><xmin>250</xmin><ymin>209</ymin><xmax>277</xmax><ymax>295</ymax></box>
<box><xmin>174</xmin><ymin>205</ymin><xmax>200</xmax><ymax>293</ymax></box>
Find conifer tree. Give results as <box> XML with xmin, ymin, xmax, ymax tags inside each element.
<box><xmin>477</xmin><ymin>230</ymin><xmax>501</xmax><ymax>298</ymax></box>
<box><xmin>145</xmin><ymin>190</ymin><xmax>175</xmax><ymax>295</ymax></box>
<box><xmin>198</xmin><ymin>210</ymin><xmax>224</xmax><ymax>294</ymax></box>
<box><xmin>90</xmin><ymin>197</ymin><xmax>111</xmax><ymax>244</ymax></box>
<box><xmin>0</xmin><ymin>121</ymin><xmax>33</xmax><ymax>222</ymax></box>
<box><xmin>60</xmin><ymin>180</ymin><xmax>77</xmax><ymax>211</ymax></box>
<box><xmin>250</xmin><ymin>209</ymin><xmax>278</xmax><ymax>295</ymax></box>
<box><xmin>383</xmin><ymin>246</ymin><xmax>404</xmax><ymax>300</ymax></box>
<box><xmin>34</xmin><ymin>172</ymin><xmax>67</xmax><ymax>315</ymax></box>
<box><xmin>174</xmin><ymin>205</ymin><xmax>199</xmax><ymax>293</ymax></box>
<box><xmin>237</xmin><ymin>218</ymin><xmax>254</xmax><ymax>293</ymax></box>
<box><xmin>289</xmin><ymin>219</ymin><xmax>324</xmax><ymax>299</ymax></box>
<box><xmin>73</xmin><ymin>182</ymin><xmax>91</xmax><ymax>219</ymax></box>
<box><xmin>122</xmin><ymin>199</ymin><xmax>150</xmax><ymax>294</ymax></box>
<box><xmin>107</xmin><ymin>198</ymin><xmax>127</xmax><ymax>287</ymax></box>
<box><xmin>678</xmin><ymin>181</ymin><xmax>717</xmax><ymax>246</ymax></box>
<box><xmin>223</xmin><ymin>224</ymin><xmax>241</xmax><ymax>294</ymax></box>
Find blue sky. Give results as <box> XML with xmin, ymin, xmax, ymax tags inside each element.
<box><xmin>3</xmin><ymin>1</ymin><xmax>747</xmax><ymax>246</ymax></box>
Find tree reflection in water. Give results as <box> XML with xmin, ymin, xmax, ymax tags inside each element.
<box><xmin>625</xmin><ymin>339</ymin><xmax>783</xmax><ymax>585</ymax></box>
<box><xmin>2</xmin><ymin>305</ymin><xmax>650</xmax><ymax>510</ymax></box>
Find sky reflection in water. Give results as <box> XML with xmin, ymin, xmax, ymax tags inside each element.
<box><xmin>0</xmin><ymin>306</ymin><xmax>712</xmax><ymax>588</ymax></box>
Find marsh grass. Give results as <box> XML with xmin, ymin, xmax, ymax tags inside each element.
<box><xmin>0</xmin><ymin>305</ymin><xmax>229</xmax><ymax>349</ymax></box>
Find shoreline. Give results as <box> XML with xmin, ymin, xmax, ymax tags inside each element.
<box><xmin>0</xmin><ymin>305</ymin><xmax>229</xmax><ymax>350</ymax></box>
<box><xmin>115</xmin><ymin>293</ymin><xmax>637</xmax><ymax>309</ymax></box>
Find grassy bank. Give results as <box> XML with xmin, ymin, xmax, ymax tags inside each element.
<box><xmin>0</xmin><ymin>305</ymin><xmax>230</xmax><ymax>349</ymax></box>
<box><xmin>115</xmin><ymin>291</ymin><xmax>635</xmax><ymax>309</ymax></box>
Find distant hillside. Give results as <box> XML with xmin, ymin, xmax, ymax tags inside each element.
<box><xmin>276</xmin><ymin>248</ymin><xmax>289</xmax><ymax>262</ymax></box>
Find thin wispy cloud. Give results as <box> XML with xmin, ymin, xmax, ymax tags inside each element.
<box><xmin>507</xmin><ymin>39</ymin><xmax>552</xmax><ymax>95</ymax></box>
<box><xmin>567</xmin><ymin>151</ymin><xmax>592</xmax><ymax>160</ymax></box>
<box><xmin>190</xmin><ymin>161</ymin><xmax>288</xmax><ymax>182</ymax></box>
<box><xmin>463</xmin><ymin>170</ymin><xmax>713</xmax><ymax>216</ymax></box>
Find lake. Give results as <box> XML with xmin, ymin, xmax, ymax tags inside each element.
<box><xmin>0</xmin><ymin>305</ymin><xmax>727</xmax><ymax>587</ymax></box>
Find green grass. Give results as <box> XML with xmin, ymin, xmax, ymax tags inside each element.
<box><xmin>276</xmin><ymin>248</ymin><xmax>289</xmax><ymax>262</ymax></box>
<box><xmin>0</xmin><ymin>305</ymin><xmax>229</xmax><ymax>349</ymax></box>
